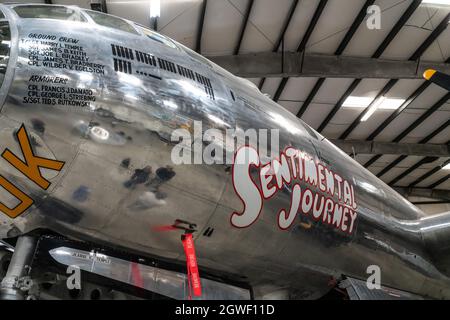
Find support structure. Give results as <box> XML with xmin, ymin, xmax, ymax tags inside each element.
<box><xmin>0</xmin><ymin>236</ymin><xmax>36</xmax><ymax>300</ymax></box>
<box><xmin>90</xmin><ymin>0</ymin><xmax>108</xmax><ymax>13</ymax></box>
<box><xmin>196</xmin><ymin>0</ymin><xmax>208</xmax><ymax>53</ymax></box>
<box><xmin>234</xmin><ymin>0</ymin><xmax>254</xmax><ymax>56</ymax></box>
<box><xmin>395</xmin><ymin>188</ymin><xmax>450</xmax><ymax>201</ymax></box>
<box><xmin>331</xmin><ymin>140</ymin><xmax>450</xmax><ymax>157</ymax></box>
<box><xmin>272</xmin><ymin>0</ymin><xmax>328</xmax><ymax>102</ymax></box>
<box><xmin>209</xmin><ymin>52</ymin><xmax>450</xmax><ymax>79</ymax></box>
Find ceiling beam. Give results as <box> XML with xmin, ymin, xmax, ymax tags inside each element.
<box><xmin>317</xmin><ymin>79</ymin><xmax>361</xmax><ymax>133</ymax></box>
<box><xmin>339</xmin><ymin>79</ymin><xmax>398</xmax><ymax>140</ymax></box>
<box><xmin>234</xmin><ymin>0</ymin><xmax>255</xmax><ymax>55</ymax></box>
<box><xmin>380</xmin><ymin>121</ymin><xmax>450</xmax><ymax>182</ymax></box>
<box><xmin>337</xmin><ymin>11</ymin><xmax>450</xmax><ymax>140</ymax></box>
<box><xmin>364</xmin><ymin>93</ymin><xmax>450</xmax><ymax>170</ymax></box>
<box><xmin>331</xmin><ymin>140</ymin><xmax>450</xmax><ymax>157</ymax></box>
<box><xmin>209</xmin><ymin>52</ymin><xmax>450</xmax><ymax>79</ymax></box>
<box><xmin>151</xmin><ymin>18</ymin><xmax>158</xmax><ymax>31</ymax></box>
<box><xmin>90</xmin><ymin>0</ymin><xmax>108</xmax><ymax>13</ymax></box>
<box><xmin>316</xmin><ymin>0</ymin><xmax>422</xmax><ymax>133</ymax></box>
<box><xmin>412</xmin><ymin>200</ymin><xmax>450</xmax><ymax>205</ymax></box>
<box><xmin>272</xmin><ymin>0</ymin><xmax>328</xmax><ymax>102</ymax></box>
<box><xmin>102</xmin><ymin>0</ymin><xmax>108</xmax><ymax>13</ymax></box>
<box><xmin>297</xmin><ymin>78</ymin><xmax>325</xmax><ymax>117</ymax></box>
<box><xmin>372</xmin><ymin>0</ymin><xmax>423</xmax><ymax>58</ymax></box>
<box><xmin>359</xmin><ymin>76</ymin><xmax>449</xmax><ymax>175</ymax></box>
<box><xmin>366</xmin><ymin>81</ymin><xmax>431</xmax><ymax>141</ymax></box>
<box><xmin>395</xmin><ymin>188</ymin><xmax>450</xmax><ymax>201</ymax></box>
<box><xmin>389</xmin><ymin>156</ymin><xmax>439</xmax><ymax>186</ymax></box>
<box><xmin>428</xmin><ymin>174</ymin><xmax>450</xmax><ymax>189</ymax></box>
<box><xmin>196</xmin><ymin>0</ymin><xmax>208</xmax><ymax>53</ymax></box>
<box><xmin>259</xmin><ymin>0</ymin><xmax>300</xmax><ymax>90</ymax></box>
<box><xmin>408</xmin><ymin>159</ymin><xmax>450</xmax><ymax>188</ymax></box>
<box><xmin>297</xmin><ymin>0</ymin><xmax>375</xmax><ymax>118</ymax></box>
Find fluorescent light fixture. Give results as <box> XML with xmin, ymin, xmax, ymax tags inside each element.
<box><xmin>361</xmin><ymin>97</ymin><xmax>385</xmax><ymax>122</ymax></box>
<box><xmin>421</xmin><ymin>0</ymin><xmax>450</xmax><ymax>5</ymax></box>
<box><xmin>343</xmin><ymin>96</ymin><xmax>406</xmax><ymax>121</ymax></box>
<box><xmin>343</xmin><ymin>96</ymin><xmax>405</xmax><ymax>110</ymax></box>
<box><xmin>342</xmin><ymin>96</ymin><xmax>374</xmax><ymax>108</ymax></box>
<box><xmin>379</xmin><ymin>98</ymin><xmax>406</xmax><ymax>110</ymax></box>
<box><xmin>443</xmin><ymin>163</ymin><xmax>450</xmax><ymax>170</ymax></box>
<box><xmin>150</xmin><ymin>0</ymin><xmax>160</xmax><ymax>18</ymax></box>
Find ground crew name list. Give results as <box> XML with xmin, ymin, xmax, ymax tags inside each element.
<box><xmin>23</xmin><ymin>33</ymin><xmax>105</xmax><ymax>74</ymax></box>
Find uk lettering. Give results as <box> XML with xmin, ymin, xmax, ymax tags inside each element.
<box><xmin>0</xmin><ymin>124</ymin><xmax>65</xmax><ymax>218</ymax></box>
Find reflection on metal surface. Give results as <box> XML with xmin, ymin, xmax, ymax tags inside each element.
<box><xmin>340</xmin><ymin>277</ymin><xmax>425</xmax><ymax>300</ymax></box>
<box><xmin>49</xmin><ymin>247</ymin><xmax>250</xmax><ymax>300</ymax></box>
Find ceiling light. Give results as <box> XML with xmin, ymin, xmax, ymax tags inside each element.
<box><xmin>422</xmin><ymin>0</ymin><xmax>450</xmax><ymax>6</ymax></box>
<box><xmin>361</xmin><ymin>97</ymin><xmax>385</xmax><ymax>122</ymax></box>
<box><xmin>443</xmin><ymin>163</ymin><xmax>450</xmax><ymax>170</ymax></box>
<box><xmin>343</xmin><ymin>96</ymin><xmax>374</xmax><ymax>108</ymax></box>
<box><xmin>343</xmin><ymin>96</ymin><xmax>406</xmax><ymax>121</ymax></box>
<box><xmin>150</xmin><ymin>0</ymin><xmax>160</xmax><ymax>18</ymax></box>
<box><xmin>343</xmin><ymin>96</ymin><xmax>406</xmax><ymax>110</ymax></box>
<box><xmin>377</xmin><ymin>98</ymin><xmax>406</xmax><ymax>110</ymax></box>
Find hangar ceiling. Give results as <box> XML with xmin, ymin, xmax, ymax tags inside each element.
<box><xmin>3</xmin><ymin>0</ymin><xmax>450</xmax><ymax>211</ymax></box>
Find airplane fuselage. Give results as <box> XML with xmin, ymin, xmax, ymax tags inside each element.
<box><xmin>0</xmin><ymin>4</ymin><xmax>449</xmax><ymax>299</ymax></box>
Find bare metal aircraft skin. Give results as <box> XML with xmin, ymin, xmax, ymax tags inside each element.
<box><xmin>0</xmin><ymin>4</ymin><xmax>449</xmax><ymax>299</ymax></box>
